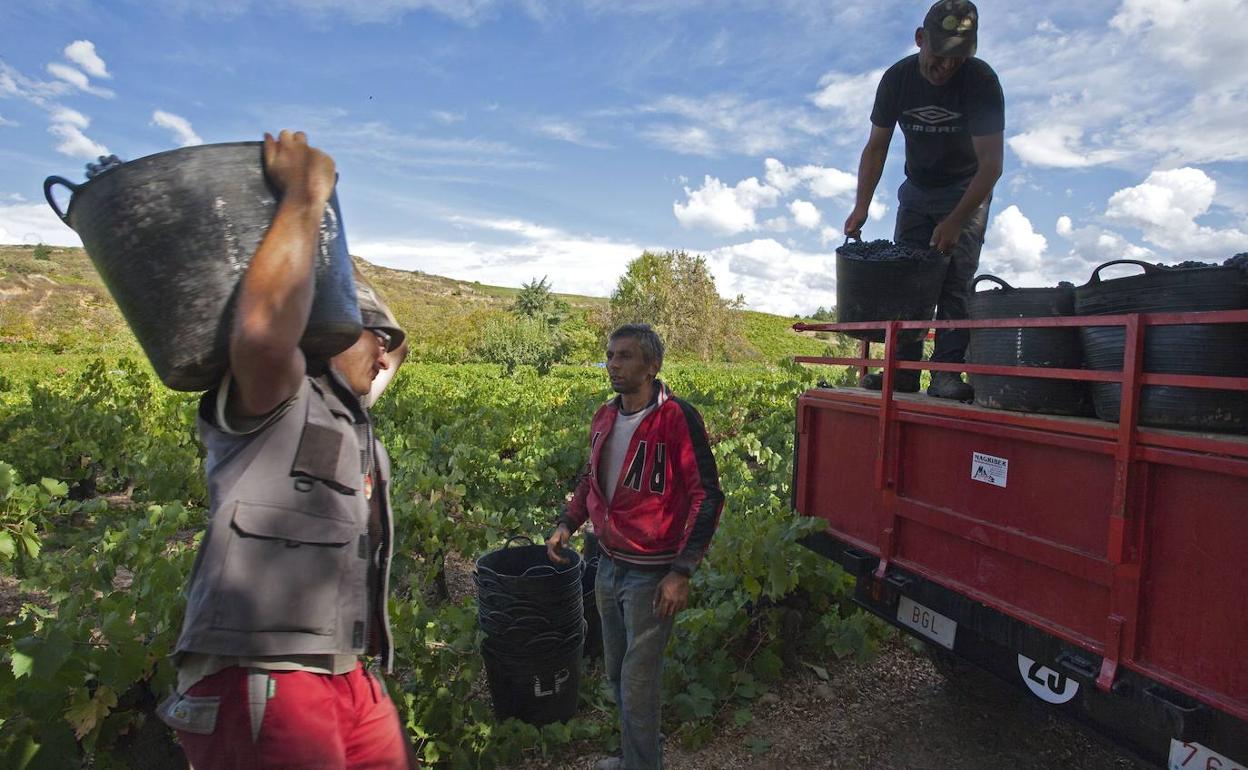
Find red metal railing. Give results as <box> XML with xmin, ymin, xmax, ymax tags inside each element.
<box><xmin>792</xmin><ymin>308</ymin><xmax>1248</xmax><ymax>695</ymax></box>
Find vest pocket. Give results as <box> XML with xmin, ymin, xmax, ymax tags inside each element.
<box><xmin>211</xmin><ymin>502</ymin><xmax>358</xmax><ymax>635</ymax></box>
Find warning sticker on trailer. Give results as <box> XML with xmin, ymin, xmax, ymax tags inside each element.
<box><xmin>971</xmin><ymin>452</ymin><xmax>1008</xmax><ymax>488</ymax></box>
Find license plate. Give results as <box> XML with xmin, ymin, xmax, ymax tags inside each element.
<box><xmin>1169</xmin><ymin>740</ymin><xmax>1245</xmax><ymax>770</ymax></box>
<box><xmin>897</xmin><ymin>596</ymin><xmax>956</xmax><ymax>649</ymax></box>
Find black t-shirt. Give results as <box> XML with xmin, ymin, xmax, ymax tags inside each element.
<box><xmin>870</xmin><ymin>54</ymin><xmax>1004</xmax><ymax>189</ymax></box>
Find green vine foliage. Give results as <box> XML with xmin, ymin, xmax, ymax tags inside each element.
<box><xmin>0</xmin><ymin>357</ymin><xmax>888</xmax><ymax>768</ymax></box>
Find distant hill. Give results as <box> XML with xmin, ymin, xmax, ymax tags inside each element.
<box><xmin>0</xmin><ymin>244</ymin><xmax>837</xmax><ymax>362</ymax></box>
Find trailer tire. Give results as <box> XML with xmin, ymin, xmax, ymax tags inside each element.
<box><xmin>925</xmin><ymin>647</ymin><xmax>1016</xmax><ymax>706</ymax></box>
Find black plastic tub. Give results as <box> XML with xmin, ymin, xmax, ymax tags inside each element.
<box><xmin>1074</xmin><ymin>259</ymin><xmax>1248</xmax><ymax>432</ymax></box>
<box><xmin>482</xmin><ymin>642</ymin><xmax>582</xmax><ymax>725</ymax></box>
<box><xmin>967</xmin><ymin>276</ymin><xmax>1091</xmax><ymax>416</ymax></box>
<box><xmin>835</xmin><ymin>238</ymin><xmax>950</xmax><ymax>342</ymax></box>
<box><xmin>44</xmin><ymin>142</ymin><xmax>361</xmax><ymax>391</ymax></box>
<box><xmin>475</xmin><ymin>541</ymin><xmax>583</xmax><ymax>594</ymax></box>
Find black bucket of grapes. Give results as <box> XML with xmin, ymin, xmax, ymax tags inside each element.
<box><xmin>1075</xmin><ymin>257</ymin><xmax>1248</xmax><ymax>432</ymax></box>
<box><xmin>835</xmin><ymin>238</ymin><xmax>950</xmax><ymax>342</ymax></box>
<box><xmin>43</xmin><ymin>142</ymin><xmax>362</xmax><ymax>391</ymax></box>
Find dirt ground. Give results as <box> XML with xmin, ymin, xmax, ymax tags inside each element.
<box><xmin>505</xmin><ymin>637</ymin><xmax>1148</xmax><ymax>770</ymax></box>
<box><xmin>435</xmin><ymin>550</ymin><xmax>1149</xmax><ymax>770</ymax></box>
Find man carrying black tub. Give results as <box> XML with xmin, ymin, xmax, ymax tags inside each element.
<box><xmin>158</xmin><ymin>130</ymin><xmax>416</xmax><ymax>769</ymax></box>
<box><xmin>843</xmin><ymin>0</ymin><xmax>1003</xmax><ymax>400</ymax></box>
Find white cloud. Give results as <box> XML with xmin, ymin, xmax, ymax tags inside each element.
<box><xmin>447</xmin><ymin>215</ymin><xmax>560</xmax><ymax>241</ymax></box>
<box><xmin>430</xmin><ymin>110</ymin><xmax>464</xmax><ymax>124</ymax></box>
<box><xmin>235</xmin><ymin>0</ymin><xmax>507</xmax><ymax>25</ymax></box>
<box><xmin>534</xmin><ymin>120</ymin><xmax>609</xmax><ymax>149</ymax></box>
<box><xmin>789</xmin><ymin>199</ymin><xmax>821</xmax><ymax>229</ymax></box>
<box><xmin>763</xmin><ymin>158</ymin><xmax>856</xmax><ymax>199</ymax></box>
<box><xmin>1105</xmin><ymin>167</ymin><xmax>1248</xmax><ymax>257</ymax></box>
<box><xmin>672</xmin><ymin>175</ymin><xmax>782</xmax><ymax>235</ymax></box>
<box><xmin>45</xmin><ymin>63</ymin><xmax>89</xmax><ymax>90</ymax></box>
<box><xmin>50</xmin><ymin>107</ymin><xmax>89</xmax><ymax>128</ymax></box>
<box><xmin>703</xmin><ymin>238</ymin><xmax>836</xmax><ymax>315</ymax></box>
<box><xmin>1052</xmin><ymin>217</ymin><xmax>1154</xmax><ymax>277</ymax></box>
<box><xmin>48</xmin><ymin>122</ymin><xmax>108</xmax><ymax>158</ymax></box>
<box><xmin>979</xmin><ymin>205</ymin><xmax>1048</xmax><ymax>284</ymax></box>
<box><xmin>355</xmin><ymin>216</ymin><xmax>644</xmax><ymax>298</ymax></box>
<box><xmin>0</xmin><ymin>114</ymin><xmax>17</xmax><ymax>128</ymax></box>
<box><xmin>639</xmin><ymin>94</ymin><xmax>820</xmax><ymax>156</ymax></box>
<box><xmin>819</xmin><ymin>226</ymin><xmax>842</xmax><ymax>246</ymax></box>
<box><xmin>44</xmin><ymin>63</ymin><xmax>114</xmax><ymax>98</ymax></box>
<box><xmin>997</xmin><ymin>1</ymin><xmax>1248</xmax><ymax>171</ymax></box>
<box><xmin>64</xmin><ymin>40</ymin><xmax>111</xmax><ymax>80</ymax></box>
<box><xmin>643</xmin><ymin>125</ymin><xmax>715</xmax><ymax>156</ymax></box>
<box><xmin>151</xmin><ymin>110</ymin><xmax>203</xmax><ymax>146</ymax></box>
<box><xmin>1008</xmin><ymin>126</ymin><xmax>1127</xmax><ymax>169</ymax></box>
<box><xmin>1111</xmin><ymin>0</ymin><xmax>1248</xmax><ymax>86</ymax></box>
<box><xmin>0</xmin><ymin>203</ymin><xmax>82</xmax><ymax>246</ymax></box>
<box><xmin>810</xmin><ymin>68</ymin><xmax>882</xmax><ymax>114</ymax></box>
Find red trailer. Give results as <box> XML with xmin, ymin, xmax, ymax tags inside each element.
<box><xmin>791</xmin><ymin>310</ymin><xmax>1248</xmax><ymax>770</ymax></box>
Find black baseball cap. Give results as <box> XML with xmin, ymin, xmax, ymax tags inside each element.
<box><xmin>923</xmin><ymin>0</ymin><xmax>978</xmax><ymax>58</ymax></box>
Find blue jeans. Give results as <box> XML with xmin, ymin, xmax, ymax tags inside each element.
<box><xmin>595</xmin><ymin>556</ymin><xmax>674</xmax><ymax>770</ymax></box>
<box><xmin>893</xmin><ymin>178</ymin><xmax>991</xmax><ymax>365</ymax></box>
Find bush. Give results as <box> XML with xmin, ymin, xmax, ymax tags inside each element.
<box><xmin>472</xmin><ymin>316</ymin><xmax>564</xmax><ymax>374</ymax></box>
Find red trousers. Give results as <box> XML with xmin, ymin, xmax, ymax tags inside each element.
<box><xmin>170</xmin><ymin>664</ymin><xmax>415</xmax><ymax>769</ymax></box>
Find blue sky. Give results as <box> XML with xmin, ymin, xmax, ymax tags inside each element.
<box><xmin>2</xmin><ymin>0</ymin><xmax>1247</xmax><ymax>315</ymax></box>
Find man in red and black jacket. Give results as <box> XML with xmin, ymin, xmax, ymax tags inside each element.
<box><xmin>547</xmin><ymin>323</ymin><xmax>723</xmax><ymax>770</ymax></box>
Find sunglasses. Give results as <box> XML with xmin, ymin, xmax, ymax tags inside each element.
<box><xmin>371</xmin><ymin>329</ymin><xmax>392</xmax><ymax>350</ymax></box>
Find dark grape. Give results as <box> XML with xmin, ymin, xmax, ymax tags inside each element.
<box><xmin>837</xmin><ymin>239</ymin><xmax>932</xmax><ymax>262</ymax></box>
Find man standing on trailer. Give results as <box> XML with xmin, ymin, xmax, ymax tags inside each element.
<box><xmin>843</xmin><ymin>0</ymin><xmax>1004</xmax><ymax>401</ymax></box>
<box><xmin>546</xmin><ymin>324</ymin><xmax>724</xmax><ymax>770</ymax></box>
<box><xmin>158</xmin><ymin>130</ymin><xmax>414</xmax><ymax>769</ymax></box>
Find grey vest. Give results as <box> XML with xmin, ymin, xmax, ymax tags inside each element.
<box><xmin>175</xmin><ymin>371</ymin><xmax>395</xmax><ymax>671</ymax></box>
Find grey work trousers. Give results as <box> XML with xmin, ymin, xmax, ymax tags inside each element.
<box><xmin>893</xmin><ymin>178</ymin><xmax>991</xmax><ymax>365</ymax></box>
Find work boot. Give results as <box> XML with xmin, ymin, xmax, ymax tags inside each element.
<box><xmin>593</xmin><ymin>758</ymin><xmax>623</xmax><ymax>770</ymax></box>
<box><xmin>859</xmin><ymin>371</ymin><xmax>920</xmax><ymax>393</ymax></box>
<box><xmin>927</xmin><ymin>371</ymin><xmax>974</xmax><ymax>402</ymax></box>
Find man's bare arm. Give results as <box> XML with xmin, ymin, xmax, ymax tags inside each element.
<box><xmin>229</xmin><ymin>130</ymin><xmax>337</xmax><ymax>417</ymax></box>
<box><xmin>930</xmin><ymin>131</ymin><xmax>1003</xmax><ymax>253</ymax></box>
<box><xmin>844</xmin><ymin>124</ymin><xmax>894</xmax><ymax>238</ymax></box>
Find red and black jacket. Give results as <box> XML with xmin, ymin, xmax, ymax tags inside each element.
<box><xmin>559</xmin><ymin>380</ymin><xmax>723</xmax><ymax>575</ymax></box>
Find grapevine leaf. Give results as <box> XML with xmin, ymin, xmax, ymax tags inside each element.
<box><xmin>39</xmin><ymin>478</ymin><xmax>68</xmax><ymax>498</ymax></box>
<box><xmin>64</xmin><ymin>685</ymin><xmax>118</xmax><ymax>739</ymax></box>
<box><xmin>10</xmin><ymin>649</ymin><xmax>34</xmax><ymax>679</ymax></box>
<box><xmin>732</xmin><ymin>707</ymin><xmax>753</xmax><ymax>727</ymax></box>
<box><xmin>0</xmin><ymin>531</ymin><xmax>15</xmax><ymax>560</ymax></box>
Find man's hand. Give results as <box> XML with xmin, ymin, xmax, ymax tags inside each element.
<box><xmin>545</xmin><ymin>523</ymin><xmax>572</xmax><ymax>565</ymax></box>
<box><xmin>843</xmin><ymin>206</ymin><xmax>869</xmax><ymax>241</ymax></box>
<box><xmin>653</xmin><ymin>571</ymin><xmax>690</xmax><ymax>618</ymax></box>
<box><xmin>930</xmin><ymin>215</ymin><xmax>964</xmax><ymax>254</ymax></box>
<box><xmin>262</xmin><ymin>130</ymin><xmax>336</xmax><ymax>211</ymax></box>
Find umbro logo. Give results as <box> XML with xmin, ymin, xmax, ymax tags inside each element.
<box><xmin>904</xmin><ymin>106</ymin><xmax>961</xmax><ymax>124</ymax></box>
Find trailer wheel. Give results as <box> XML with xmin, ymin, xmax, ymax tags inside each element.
<box><xmin>925</xmin><ymin>647</ymin><xmax>1016</xmax><ymax>706</ymax></box>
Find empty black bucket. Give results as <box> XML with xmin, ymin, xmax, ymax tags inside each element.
<box><xmin>476</xmin><ymin>536</ymin><xmax>585</xmax><ymax>724</ymax></box>
<box><xmin>967</xmin><ymin>275</ymin><xmax>1091</xmax><ymax>416</ymax></box>
<box><xmin>482</xmin><ymin>642</ymin><xmax>582</xmax><ymax>726</ymax></box>
<box><xmin>44</xmin><ymin>142</ymin><xmax>362</xmax><ymax>391</ymax></box>
<box><xmin>1074</xmin><ymin>259</ymin><xmax>1248</xmax><ymax>432</ymax></box>
<box><xmin>835</xmin><ymin>238</ymin><xmax>950</xmax><ymax>342</ymax></box>
<box><xmin>475</xmin><ymin>540</ymin><xmax>583</xmax><ymax>593</ymax></box>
